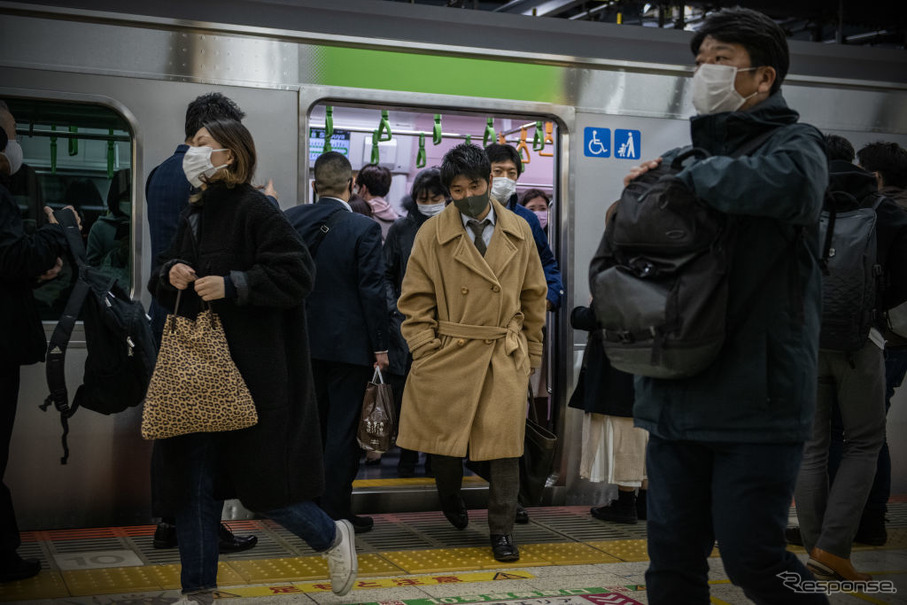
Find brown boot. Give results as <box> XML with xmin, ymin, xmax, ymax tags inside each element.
<box><xmin>807</xmin><ymin>547</ymin><xmax>871</xmax><ymax>581</ymax></box>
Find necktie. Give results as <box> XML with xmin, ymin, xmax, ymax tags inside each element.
<box><xmin>467</xmin><ymin>219</ymin><xmax>490</xmax><ymax>256</ymax></box>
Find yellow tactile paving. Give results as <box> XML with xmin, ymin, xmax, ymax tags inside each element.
<box><xmin>382</xmin><ymin>546</ymin><xmax>502</xmax><ymax>573</ymax></box>
<box><xmin>0</xmin><ymin>571</ymin><xmax>70</xmax><ymax>602</ymax></box>
<box><xmin>523</xmin><ymin>542</ymin><xmax>622</xmax><ymax>565</ymax></box>
<box><xmin>359</xmin><ymin>552</ymin><xmax>408</xmax><ymax>576</ymax></box>
<box><xmin>588</xmin><ymin>539</ymin><xmax>650</xmax><ymax>562</ymax></box>
<box><xmin>61</xmin><ymin>566</ymin><xmax>162</xmax><ymax>596</ymax></box>
<box><xmin>143</xmin><ymin>563</ymin><xmax>182</xmax><ymax>590</ymax></box>
<box><xmin>227</xmin><ymin>556</ymin><xmax>328</xmax><ymax>583</ymax></box>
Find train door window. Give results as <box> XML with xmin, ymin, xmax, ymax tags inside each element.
<box><xmin>308</xmin><ymin>103</ymin><xmax>560</xmax><ymax>480</ymax></box>
<box><xmin>4</xmin><ymin>98</ymin><xmax>134</xmax><ymax>320</ymax></box>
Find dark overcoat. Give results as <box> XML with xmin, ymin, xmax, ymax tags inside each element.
<box><xmin>0</xmin><ymin>182</ymin><xmax>66</xmax><ymax>366</ymax></box>
<box><xmin>566</xmin><ymin>305</ymin><xmax>635</xmax><ymax>418</ymax></box>
<box><xmin>594</xmin><ymin>92</ymin><xmax>828</xmax><ymax>444</ymax></box>
<box><xmin>148</xmin><ymin>182</ymin><xmax>323</xmax><ymax>512</ymax></box>
<box><xmin>383</xmin><ymin>195</ymin><xmax>431</xmax><ymax>376</ymax></box>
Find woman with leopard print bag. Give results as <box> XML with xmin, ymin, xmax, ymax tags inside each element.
<box><xmin>146</xmin><ymin>118</ymin><xmax>357</xmax><ymax>599</ymax></box>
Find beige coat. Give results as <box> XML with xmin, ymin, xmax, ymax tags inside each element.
<box><xmin>396</xmin><ymin>198</ymin><xmax>547</xmax><ymax>460</ymax></box>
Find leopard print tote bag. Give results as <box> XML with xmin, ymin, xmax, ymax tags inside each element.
<box><xmin>141</xmin><ymin>293</ymin><xmax>258</xmax><ymax>440</ymax></box>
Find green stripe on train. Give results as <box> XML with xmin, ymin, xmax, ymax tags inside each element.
<box><xmin>314</xmin><ymin>46</ymin><xmax>565</xmax><ymax>104</ymax></box>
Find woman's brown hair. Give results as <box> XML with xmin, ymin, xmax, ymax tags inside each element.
<box><xmin>201</xmin><ymin>118</ymin><xmax>256</xmax><ymax>187</ymax></box>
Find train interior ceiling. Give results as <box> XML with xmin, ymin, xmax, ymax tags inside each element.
<box><xmin>307</xmin><ymin>104</ymin><xmax>558</xmax><ymax>219</ymax></box>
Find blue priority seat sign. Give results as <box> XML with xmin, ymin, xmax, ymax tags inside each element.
<box><xmin>583</xmin><ymin>128</ymin><xmax>610</xmax><ymax>158</ymax></box>
<box><xmin>615</xmin><ymin>129</ymin><xmax>641</xmax><ymax>160</ymax></box>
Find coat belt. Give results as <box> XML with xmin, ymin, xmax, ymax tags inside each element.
<box><xmin>438</xmin><ymin>315</ymin><xmax>524</xmax><ymax>355</ymax></box>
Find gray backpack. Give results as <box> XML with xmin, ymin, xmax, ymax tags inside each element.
<box><xmin>818</xmin><ymin>191</ymin><xmax>882</xmax><ymax>352</ymax></box>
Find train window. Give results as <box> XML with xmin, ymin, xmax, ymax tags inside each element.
<box><xmin>4</xmin><ymin>98</ymin><xmax>134</xmax><ymax>321</ymax></box>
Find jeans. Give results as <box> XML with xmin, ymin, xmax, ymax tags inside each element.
<box><xmin>175</xmin><ymin>433</ymin><xmax>336</xmax><ymax>593</ymax></box>
<box><xmin>795</xmin><ymin>344</ymin><xmax>885</xmax><ymax>558</ymax></box>
<box><xmin>645</xmin><ymin>436</ymin><xmax>827</xmax><ymax>605</ymax></box>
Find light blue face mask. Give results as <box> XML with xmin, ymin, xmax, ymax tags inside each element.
<box><xmin>418</xmin><ymin>201</ymin><xmax>445</xmax><ymax>216</ymax></box>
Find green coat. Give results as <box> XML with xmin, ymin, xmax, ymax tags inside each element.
<box><xmin>396</xmin><ymin>198</ymin><xmax>547</xmax><ymax>460</ymax></box>
<box><xmin>622</xmin><ymin>92</ymin><xmax>828</xmax><ymax>444</ymax></box>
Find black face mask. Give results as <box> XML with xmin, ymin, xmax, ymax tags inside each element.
<box><xmin>453</xmin><ymin>189</ymin><xmax>490</xmax><ymax>219</ymax></box>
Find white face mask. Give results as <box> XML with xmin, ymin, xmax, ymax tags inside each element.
<box><xmin>1</xmin><ymin>139</ymin><xmax>23</xmax><ymax>175</ymax></box>
<box><xmin>691</xmin><ymin>64</ymin><xmax>758</xmax><ymax>116</ymax></box>
<box><xmin>182</xmin><ymin>145</ymin><xmax>230</xmax><ymax>188</ymax></box>
<box><xmin>491</xmin><ymin>177</ymin><xmax>517</xmax><ymax>202</ymax></box>
<box><xmin>417</xmin><ymin>201</ymin><xmax>445</xmax><ymax>217</ymax></box>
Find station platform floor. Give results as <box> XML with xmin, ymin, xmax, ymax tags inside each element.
<box><xmin>4</xmin><ymin>493</ymin><xmax>907</xmax><ymax>604</ymax></box>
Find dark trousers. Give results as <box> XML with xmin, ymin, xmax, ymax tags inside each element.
<box><xmin>174</xmin><ymin>433</ymin><xmax>335</xmax><ymax>593</ymax></box>
<box><xmin>433</xmin><ymin>454</ymin><xmax>519</xmax><ymax>535</ymax></box>
<box><xmin>0</xmin><ymin>364</ymin><xmax>21</xmax><ymax>562</ymax></box>
<box><xmin>312</xmin><ymin>359</ymin><xmax>372</xmax><ymax>520</ymax></box>
<box><xmin>645</xmin><ymin>436</ymin><xmax>828</xmax><ymax>605</ymax></box>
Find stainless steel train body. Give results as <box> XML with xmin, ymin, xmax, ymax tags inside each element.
<box><xmin>2</xmin><ymin>0</ymin><xmax>907</xmax><ymax>530</ymax></box>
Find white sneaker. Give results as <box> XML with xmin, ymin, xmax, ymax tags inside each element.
<box><xmin>323</xmin><ymin>519</ymin><xmax>358</xmax><ymax>596</ymax></box>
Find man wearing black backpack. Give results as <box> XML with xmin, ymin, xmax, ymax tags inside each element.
<box><xmin>0</xmin><ymin>107</ymin><xmax>77</xmax><ymax>582</ymax></box>
<box><xmin>792</xmin><ymin>134</ymin><xmax>907</xmax><ymax>581</ymax></box>
<box><xmin>608</xmin><ymin>8</ymin><xmax>829</xmax><ymax>604</ymax></box>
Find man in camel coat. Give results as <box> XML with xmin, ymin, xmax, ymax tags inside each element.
<box><xmin>396</xmin><ymin>144</ymin><xmax>547</xmax><ymax>563</ymax></box>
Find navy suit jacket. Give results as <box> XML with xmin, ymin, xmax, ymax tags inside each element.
<box><xmin>146</xmin><ymin>144</ymin><xmax>191</xmax><ymax>264</ymax></box>
<box><xmin>505</xmin><ymin>194</ymin><xmax>564</xmax><ymax>310</ymax></box>
<box><xmin>286</xmin><ymin>197</ymin><xmax>388</xmax><ymax>367</ymax></box>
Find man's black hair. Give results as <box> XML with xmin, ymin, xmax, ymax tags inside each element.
<box><xmin>185</xmin><ymin>93</ymin><xmax>245</xmax><ymax>140</ymax></box>
<box><xmin>440</xmin><ymin>144</ymin><xmax>491</xmax><ymax>188</ymax></box>
<box><xmin>690</xmin><ymin>8</ymin><xmax>789</xmax><ymax>95</ymax></box>
<box><xmin>858</xmin><ymin>141</ymin><xmax>907</xmax><ymax>189</ymax></box>
<box><xmin>484</xmin><ymin>143</ymin><xmax>523</xmax><ymax>177</ymax></box>
<box><xmin>356</xmin><ymin>163</ymin><xmax>392</xmax><ymax>197</ymax></box>
<box><xmin>825</xmin><ymin>134</ymin><xmax>855</xmax><ymax>163</ymax></box>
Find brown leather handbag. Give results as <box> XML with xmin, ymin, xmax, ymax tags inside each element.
<box><xmin>141</xmin><ymin>292</ymin><xmax>258</xmax><ymax>440</ymax></box>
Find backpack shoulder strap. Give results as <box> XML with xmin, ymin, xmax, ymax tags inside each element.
<box><xmin>55</xmin><ymin>207</ymin><xmax>87</xmax><ymax>267</ymax></box>
<box><xmin>308</xmin><ymin>208</ymin><xmax>349</xmax><ymax>259</ymax></box>
<box><xmin>41</xmin><ymin>272</ymin><xmax>93</xmax><ymax>465</ymax></box>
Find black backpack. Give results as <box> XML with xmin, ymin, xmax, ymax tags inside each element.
<box><xmin>817</xmin><ymin>191</ymin><xmax>883</xmax><ymax>352</ymax></box>
<box><xmin>590</xmin><ymin>131</ymin><xmax>776</xmax><ymax>379</ymax></box>
<box><xmin>41</xmin><ymin>209</ymin><xmax>156</xmax><ymax>464</ymax></box>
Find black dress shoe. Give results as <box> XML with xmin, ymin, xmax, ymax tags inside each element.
<box><xmin>218</xmin><ymin>524</ymin><xmax>258</xmax><ymax>553</ymax></box>
<box><xmin>0</xmin><ymin>556</ymin><xmax>41</xmax><ymax>583</ymax></box>
<box><xmin>153</xmin><ymin>521</ymin><xmax>178</xmax><ymax>549</ymax></box>
<box><xmin>490</xmin><ymin>534</ymin><xmax>520</xmax><ymax>562</ymax></box>
<box><xmin>441</xmin><ymin>496</ymin><xmax>468</xmax><ymax>530</ymax></box>
<box><xmin>346</xmin><ymin>515</ymin><xmax>374</xmax><ymax>534</ymax></box>
<box><xmin>515</xmin><ymin>505</ymin><xmax>529</xmax><ymax>524</ymax></box>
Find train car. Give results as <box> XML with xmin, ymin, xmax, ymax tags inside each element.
<box><xmin>2</xmin><ymin>0</ymin><xmax>907</xmax><ymax>531</ymax></box>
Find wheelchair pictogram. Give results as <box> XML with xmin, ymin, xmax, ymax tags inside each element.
<box><xmin>583</xmin><ymin>127</ymin><xmax>611</xmax><ymax>158</ymax></box>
